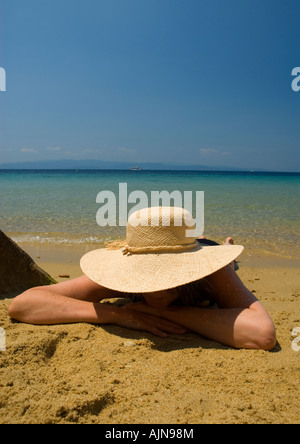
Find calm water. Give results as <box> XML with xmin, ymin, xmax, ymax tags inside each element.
<box><xmin>0</xmin><ymin>170</ymin><xmax>299</xmax><ymax>258</ymax></box>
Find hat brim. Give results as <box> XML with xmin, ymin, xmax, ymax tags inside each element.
<box><xmin>80</xmin><ymin>244</ymin><xmax>244</xmax><ymax>294</ymax></box>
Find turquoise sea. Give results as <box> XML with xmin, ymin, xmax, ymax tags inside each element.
<box><xmin>0</xmin><ymin>170</ymin><xmax>299</xmax><ymax>259</ymax></box>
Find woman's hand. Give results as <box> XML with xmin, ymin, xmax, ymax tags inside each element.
<box><xmin>114</xmin><ymin>302</ymin><xmax>188</xmax><ymax>338</ymax></box>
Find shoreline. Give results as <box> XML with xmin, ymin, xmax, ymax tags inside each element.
<box><xmin>18</xmin><ymin>243</ymin><xmax>300</xmax><ymax>285</ymax></box>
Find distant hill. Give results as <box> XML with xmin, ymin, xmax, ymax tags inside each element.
<box><xmin>0</xmin><ymin>158</ymin><xmax>250</xmax><ymax>171</ymax></box>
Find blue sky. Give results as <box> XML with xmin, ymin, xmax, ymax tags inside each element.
<box><xmin>0</xmin><ymin>0</ymin><xmax>299</xmax><ymax>171</ymax></box>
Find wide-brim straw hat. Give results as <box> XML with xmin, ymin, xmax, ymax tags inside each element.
<box><xmin>80</xmin><ymin>206</ymin><xmax>244</xmax><ymax>293</ymax></box>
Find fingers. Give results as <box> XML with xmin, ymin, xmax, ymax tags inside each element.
<box><xmin>126</xmin><ymin>302</ymin><xmax>161</xmax><ymax>316</ymax></box>
<box><xmin>119</xmin><ymin>306</ymin><xmax>187</xmax><ymax>338</ymax></box>
<box><xmin>128</xmin><ymin>303</ymin><xmax>189</xmax><ymax>335</ymax></box>
<box><xmin>149</xmin><ymin>316</ymin><xmax>187</xmax><ymax>336</ymax></box>
<box><xmin>135</xmin><ymin>312</ymin><xmax>187</xmax><ymax>337</ymax></box>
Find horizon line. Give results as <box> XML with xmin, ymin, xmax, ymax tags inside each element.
<box><xmin>0</xmin><ymin>158</ymin><xmax>299</xmax><ymax>174</ymax></box>
<box><xmin>0</xmin><ymin>168</ymin><xmax>299</xmax><ymax>174</ymax></box>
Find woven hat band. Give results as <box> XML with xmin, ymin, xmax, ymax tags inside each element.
<box><xmin>122</xmin><ymin>241</ymin><xmax>198</xmax><ymax>255</ymax></box>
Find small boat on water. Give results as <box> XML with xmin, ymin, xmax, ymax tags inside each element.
<box><xmin>128</xmin><ymin>166</ymin><xmax>142</xmax><ymax>171</ymax></box>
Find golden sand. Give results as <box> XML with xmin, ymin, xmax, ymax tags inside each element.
<box><xmin>0</xmin><ymin>245</ymin><xmax>299</xmax><ymax>424</ymax></box>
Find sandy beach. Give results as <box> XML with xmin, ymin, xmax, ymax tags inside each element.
<box><xmin>1</xmin><ymin>0</ymin><xmax>299</xmax><ymax>426</ymax></box>
<box><xmin>0</xmin><ymin>244</ymin><xmax>299</xmax><ymax>424</ymax></box>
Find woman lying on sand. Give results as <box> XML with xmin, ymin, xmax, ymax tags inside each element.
<box><xmin>8</xmin><ymin>207</ymin><xmax>276</xmax><ymax>351</ymax></box>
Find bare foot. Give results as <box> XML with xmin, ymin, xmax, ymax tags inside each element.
<box><xmin>199</xmin><ymin>236</ymin><xmax>235</xmax><ymax>245</ymax></box>
<box><xmin>224</xmin><ymin>237</ymin><xmax>239</xmax><ymax>270</ymax></box>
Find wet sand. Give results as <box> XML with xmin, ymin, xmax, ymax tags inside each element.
<box><xmin>0</xmin><ymin>245</ymin><xmax>299</xmax><ymax>424</ymax></box>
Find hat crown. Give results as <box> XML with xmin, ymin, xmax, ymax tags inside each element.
<box><xmin>126</xmin><ymin>207</ymin><xmax>195</xmax><ymax>248</ymax></box>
